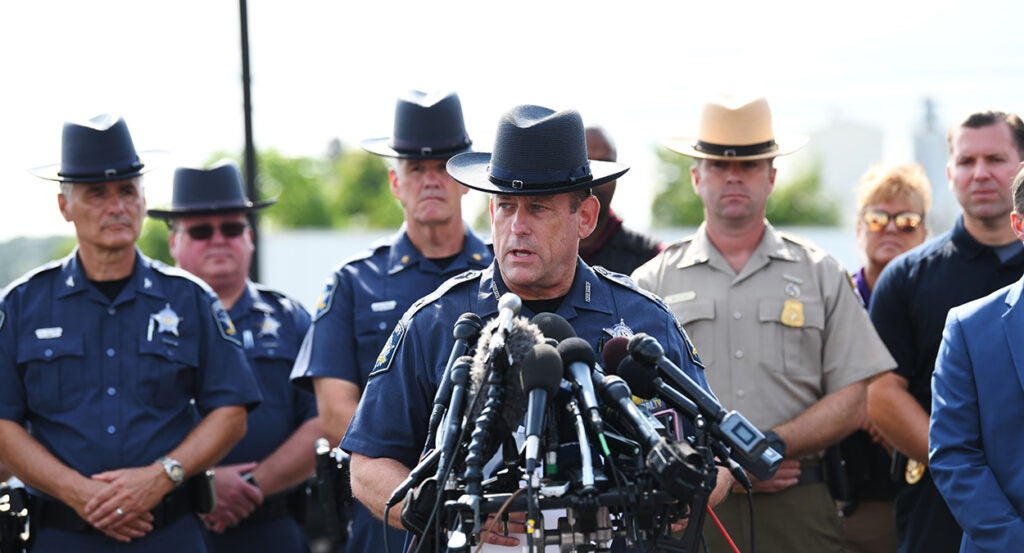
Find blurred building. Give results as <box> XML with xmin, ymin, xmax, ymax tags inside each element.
<box><xmin>914</xmin><ymin>98</ymin><xmax>956</xmax><ymax>233</ymax></box>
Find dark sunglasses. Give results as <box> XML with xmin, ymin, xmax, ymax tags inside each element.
<box><xmin>862</xmin><ymin>210</ymin><xmax>922</xmax><ymax>233</ymax></box>
<box><xmin>184</xmin><ymin>221</ymin><xmax>248</xmax><ymax>241</ymax></box>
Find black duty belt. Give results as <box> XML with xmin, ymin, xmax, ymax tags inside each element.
<box><xmin>33</xmin><ymin>485</ymin><xmax>195</xmax><ymax>534</ymax></box>
<box><xmin>239</xmin><ymin>492</ymin><xmax>292</xmax><ymax>526</ymax></box>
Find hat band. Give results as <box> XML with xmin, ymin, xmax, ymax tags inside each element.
<box><xmin>59</xmin><ymin>160</ymin><xmax>144</xmax><ymax>179</ymax></box>
<box><xmin>389</xmin><ymin>136</ymin><xmax>471</xmax><ymax>156</ymax></box>
<box><xmin>487</xmin><ymin>162</ymin><xmax>593</xmax><ymax>190</ymax></box>
<box><xmin>694</xmin><ymin>139</ymin><xmax>777</xmax><ymax>157</ymax></box>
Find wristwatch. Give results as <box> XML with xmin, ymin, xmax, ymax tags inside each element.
<box><xmin>157</xmin><ymin>456</ymin><xmax>185</xmax><ymax>487</ymax></box>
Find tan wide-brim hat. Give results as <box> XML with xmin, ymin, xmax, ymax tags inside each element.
<box><xmin>664</xmin><ymin>95</ymin><xmax>808</xmax><ymax>161</ymax></box>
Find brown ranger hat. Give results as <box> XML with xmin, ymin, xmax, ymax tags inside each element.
<box><xmin>664</xmin><ymin>94</ymin><xmax>808</xmax><ymax>161</ymax></box>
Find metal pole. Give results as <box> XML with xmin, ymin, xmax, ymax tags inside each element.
<box><xmin>239</xmin><ymin>0</ymin><xmax>260</xmax><ymax>281</ymax></box>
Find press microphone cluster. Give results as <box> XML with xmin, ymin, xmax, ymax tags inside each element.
<box><xmin>626</xmin><ymin>332</ymin><xmax>782</xmax><ymax>481</ymax></box>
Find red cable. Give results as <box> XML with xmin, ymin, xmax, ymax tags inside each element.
<box><xmin>706</xmin><ymin>505</ymin><xmax>743</xmax><ymax>553</ymax></box>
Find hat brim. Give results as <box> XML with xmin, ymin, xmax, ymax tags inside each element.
<box><xmin>446</xmin><ymin>153</ymin><xmax>629</xmax><ymax>196</ymax></box>
<box><xmin>29</xmin><ymin>150</ymin><xmax>166</xmax><ymax>182</ymax></box>
<box><xmin>147</xmin><ymin>199</ymin><xmax>277</xmax><ymax>219</ymax></box>
<box><xmin>663</xmin><ymin>134</ymin><xmax>809</xmax><ymax>161</ymax></box>
<box><xmin>361</xmin><ymin>137</ymin><xmax>473</xmax><ymax>159</ymax></box>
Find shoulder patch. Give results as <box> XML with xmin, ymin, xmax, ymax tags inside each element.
<box><xmin>313</xmin><ymin>275</ymin><xmax>338</xmax><ymax>321</ymax></box>
<box><xmin>0</xmin><ymin>308</ymin><xmax>5</xmax><ymax>332</ymax></box>
<box><xmin>211</xmin><ymin>299</ymin><xmax>242</xmax><ymax>346</ymax></box>
<box><xmin>370</xmin><ymin>319</ymin><xmax>406</xmax><ymax>376</ymax></box>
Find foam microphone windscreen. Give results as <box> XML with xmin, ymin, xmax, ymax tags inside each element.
<box><xmin>601</xmin><ymin>336</ymin><xmax>630</xmax><ymax>376</ymax></box>
<box><xmin>530</xmin><ymin>312</ymin><xmax>576</xmax><ymax>344</ymax></box>
<box><xmin>466</xmin><ymin>315</ymin><xmax>544</xmax><ymax>441</ymax></box>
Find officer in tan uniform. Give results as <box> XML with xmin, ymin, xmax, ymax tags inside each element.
<box><xmin>632</xmin><ymin>94</ymin><xmax>895</xmax><ymax>553</ymax></box>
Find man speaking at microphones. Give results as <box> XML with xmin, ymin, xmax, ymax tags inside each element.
<box><xmin>340</xmin><ymin>104</ymin><xmax>732</xmax><ymax>548</ymax></box>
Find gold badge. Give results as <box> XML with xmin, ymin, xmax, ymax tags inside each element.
<box><xmin>780</xmin><ymin>299</ymin><xmax>804</xmax><ymax>327</ymax></box>
<box><xmin>905</xmin><ymin>458</ymin><xmax>925</xmax><ymax>485</ymax></box>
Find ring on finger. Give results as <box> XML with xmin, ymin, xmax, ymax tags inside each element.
<box><xmin>115</xmin><ymin>507</ymin><xmax>125</xmax><ymax>517</ymax></box>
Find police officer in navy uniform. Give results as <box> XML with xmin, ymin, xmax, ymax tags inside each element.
<box><xmin>0</xmin><ymin>114</ymin><xmax>261</xmax><ymax>552</ymax></box>
<box><xmin>290</xmin><ymin>90</ymin><xmax>492</xmax><ymax>552</ymax></box>
<box><xmin>148</xmin><ymin>160</ymin><xmax>318</xmax><ymax>552</ymax></box>
<box><xmin>341</xmin><ymin>105</ymin><xmax>733</xmax><ymax>547</ymax></box>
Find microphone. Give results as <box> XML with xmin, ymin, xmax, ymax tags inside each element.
<box><xmin>519</xmin><ymin>343</ymin><xmax>563</xmax><ymax>483</ymax></box>
<box><xmin>619</xmin><ymin>358</ymin><xmax>755</xmax><ymax>488</ymax></box>
<box><xmin>530</xmin><ymin>312</ymin><xmax>577</xmax><ymax>344</ymax></box>
<box><xmin>434</xmin><ymin>356</ymin><xmax>474</xmax><ymax>483</ymax></box>
<box><xmin>596</xmin><ymin>374</ymin><xmax>661</xmax><ymax>451</ymax></box>
<box><xmin>627</xmin><ymin>333</ymin><xmax>782</xmax><ymax>481</ymax></box>
<box><xmin>488</xmin><ymin>293</ymin><xmax>523</xmax><ymax>354</ymax></box>
<box><xmin>600</xmin><ymin>336</ymin><xmax>631</xmax><ymax>376</ymax></box>
<box><xmin>462</xmin><ymin>315</ymin><xmax>543</xmax><ymax>464</ymax></box>
<box><xmin>557</xmin><ymin>337</ymin><xmax>606</xmax><ymax>438</ymax></box>
<box><xmin>425</xmin><ymin>313</ymin><xmax>483</xmax><ymax>450</ymax></box>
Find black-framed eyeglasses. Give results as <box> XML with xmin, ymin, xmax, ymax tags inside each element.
<box><xmin>861</xmin><ymin>209</ymin><xmax>923</xmax><ymax>233</ymax></box>
<box><xmin>184</xmin><ymin>221</ymin><xmax>248</xmax><ymax>241</ymax></box>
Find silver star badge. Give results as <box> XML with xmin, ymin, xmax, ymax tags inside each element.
<box><xmin>153</xmin><ymin>303</ymin><xmax>181</xmax><ymax>336</ymax></box>
<box><xmin>259</xmin><ymin>313</ymin><xmax>281</xmax><ymax>338</ymax></box>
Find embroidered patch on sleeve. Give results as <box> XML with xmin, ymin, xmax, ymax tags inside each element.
<box><xmin>313</xmin><ymin>276</ymin><xmax>338</xmax><ymax>322</ymax></box>
<box><xmin>211</xmin><ymin>299</ymin><xmax>242</xmax><ymax>346</ymax></box>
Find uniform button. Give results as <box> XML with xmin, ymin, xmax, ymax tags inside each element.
<box><xmin>108</xmin><ymin>307</ymin><xmax>116</xmax><ymax>316</ymax></box>
<box><xmin>734</xmin><ymin>350</ymin><xmax>744</xmax><ymax>359</ymax></box>
<box><xmin>267</xmin><ymin>349</ymin><xmax>276</xmax><ymax>356</ymax></box>
<box><xmin>378</xmin><ymin>322</ymin><xmax>387</xmax><ymax>331</ymax></box>
<box><xmin>106</xmin><ymin>348</ymin><xmax>116</xmax><ymax>357</ymax></box>
<box><xmin>736</xmin><ymin>389</ymin><xmax>746</xmax><ymax>398</ymax></box>
<box><xmin>44</xmin><ymin>348</ymin><xmax>53</xmax><ymax>358</ymax></box>
<box><xmin>733</xmin><ymin>311</ymin><xmax>742</xmax><ymax>319</ymax></box>
<box><xmin>107</xmin><ymin>387</ymin><xmax>117</xmax><ymax>396</ymax></box>
<box><xmin>107</xmin><ymin>425</ymin><xmax>116</xmax><ymax>434</ymax></box>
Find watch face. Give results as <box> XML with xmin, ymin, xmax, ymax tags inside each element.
<box><xmin>170</xmin><ymin>465</ymin><xmax>184</xmax><ymax>482</ymax></box>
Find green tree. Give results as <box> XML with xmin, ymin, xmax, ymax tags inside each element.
<box><xmin>650</xmin><ymin>152</ymin><xmax>838</xmax><ymax>226</ymax></box>
<box><xmin>328</xmin><ymin>146</ymin><xmax>400</xmax><ymax>229</ymax></box>
<box><xmin>137</xmin><ymin>218</ymin><xmax>172</xmax><ymax>265</ymax></box>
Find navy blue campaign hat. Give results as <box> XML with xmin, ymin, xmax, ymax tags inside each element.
<box><xmin>361</xmin><ymin>90</ymin><xmax>473</xmax><ymax>159</ymax></box>
<box><xmin>147</xmin><ymin>159</ymin><xmax>275</xmax><ymax>219</ymax></box>
<box><xmin>30</xmin><ymin>114</ymin><xmax>157</xmax><ymax>183</ymax></box>
<box><xmin>447</xmin><ymin>105</ymin><xmax>629</xmax><ymax>196</ymax></box>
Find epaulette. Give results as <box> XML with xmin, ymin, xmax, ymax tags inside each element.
<box><xmin>252</xmin><ymin>282</ymin><xmax>306</xmax><ymax>314</ymax></box>
<box><xmin>370</xmin><ymin>269</ymin><xmax>482</xmax><ymax>377</ymax></box>
<box><xmin>149</xmin><ymin>258</ymin><xmax>218</xmax><ymax>296</ymax></box>
<box><xmin>777</xmin><ymin>230</ymin><xmax>823</xmax><ymax>252</ymax></box>
<box><xmin>401</xmin><ymin>269</ymin><xmax>482</xmax><ymax>322</ymax></box>
<box><xmin>1</xmin><ymin>258</ymin><xmax>65</xmax><ymax>301</ymax></box>
<box><xmin>593</xmin><ymin>265</ymin><xmax>672</xmax><ymax>312</ymax></box>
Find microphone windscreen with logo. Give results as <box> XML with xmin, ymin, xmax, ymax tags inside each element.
<box><xmin>531</xmin><ymin>312</ymin><xmax>576</xmax><ymax>344</ymax></box>
<box><xmin>601</xmin><ymin>336</ymin><xmax>630</xmax><ymax>376</ymax></box>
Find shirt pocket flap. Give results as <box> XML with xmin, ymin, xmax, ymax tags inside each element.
<box><xmin>17</xmin><ymin>335</ymin><xmax>85</xmax><ymax>363</ymax></box>
<box><xmin>757</xmin><ymin>299</ymin><xmax>825</xmax><ymax>330</ymax></box>
<box><xmin>673</xmin><ymin>298</ymin><xmax>716</xmax><ymax>326</ymax></box>
<box><xmin>138</xmin><ymin>335</ymin><xmax>199</xmax><ymax>367</ymax></box>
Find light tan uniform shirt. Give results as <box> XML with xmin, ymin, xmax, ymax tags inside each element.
<box><xmin>632</xmin><ymin>222</ymin><xmax>894</xmax><ymax>431</ymax></box>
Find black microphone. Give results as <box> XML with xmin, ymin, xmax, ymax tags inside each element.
<box><xmin>618</xmin><ymin>356</ymin><xmax>752</xmax><ymax>488</ymax></box>
<box><xmin>596</xmin><ymin>374</ymin><xmax>661</xmax><ymax>451</ymax></box>
<box><xmin>425</xmin><ymin>313</ymin><xmax>483</xmax><ymax>450</ymax></box>
<box><xmin>557</xmin><ymin>337</ymin><xmax>606</xmax><ymax>438</ymax></box>
<box><xmin>434</xmin><ymin>356</ymin><xmax>474</xmax><ymax>484</ymax></box>
<box><xmin>519</xmin><ymin>343</ymin><xmax>563</xmax><ymax>481</ymax></box>
<box><xmin>530</xmin><ymin>312</ymin><xmax>577</xmax><ymax>344</ymax></box>
<box><xmin>627</xmin><ymin>333</ymin><xmax>782</xmax><ymax>481</ymax></box>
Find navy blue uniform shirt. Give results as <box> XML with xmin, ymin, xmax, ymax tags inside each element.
<box><xmin>341</xmin><ymin>257</ymin><xmax>709</xmax><ymax>470</ymax></box>
<box><xmin>289</xmin><ymin>223</ymin><xmax>491</xmax><ymax>553</ymax></box>
<box><xmin>0</xmin><ymin>250</ymin><xmax>261</xmax><ymax>552</ymax></box>
<box><xmin>210</xmin><ymin>281</ymin><xmax>315</xmax><ymax>553</ymax></box>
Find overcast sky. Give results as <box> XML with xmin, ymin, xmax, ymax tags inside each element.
<box><xmin>2</xmin><ymin>0</ymin><xmax>1021</xmax><ymax>241</ymax></box>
